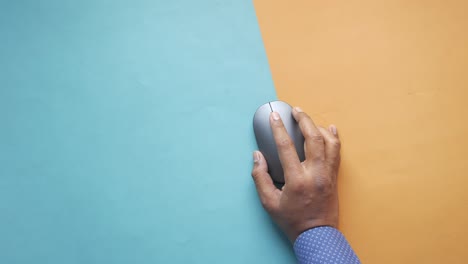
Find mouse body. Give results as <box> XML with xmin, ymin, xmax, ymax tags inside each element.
<box><xmin>253</xmin><ymin>101</ymin><xmax>305</xmax><ymax>185</ymax></box>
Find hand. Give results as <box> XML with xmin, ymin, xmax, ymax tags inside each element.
<box><xmin>251</xmin><ymin>107</ymin><xmax>341</xmax><ymax>243</ymax></box>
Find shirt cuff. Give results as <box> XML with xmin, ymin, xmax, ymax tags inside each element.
<box><xmin>293</xmin><ymin>226</ymin><xmax>360</xmax><ymax>264</ymax></box>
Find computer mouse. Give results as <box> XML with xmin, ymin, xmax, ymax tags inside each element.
<box><xmin>253</xmin><ymin>101</ymin><xmax>305</xmax><ymax>186</ymax></box>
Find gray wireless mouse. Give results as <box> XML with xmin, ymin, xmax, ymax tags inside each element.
<box><xmin>253</xmin><ymin>101</ymin><xmax>305</xmax><ymax>186</ymax></box>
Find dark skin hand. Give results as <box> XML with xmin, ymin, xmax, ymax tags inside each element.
<box><xmin>251</xmin><ymin>107</ymin><xmax>341</xmax><ymax>243</ymax></box>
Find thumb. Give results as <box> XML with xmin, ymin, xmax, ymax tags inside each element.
<box><xmin>251</xmin><ymin>151</ymin><xmax>280</xmax><ymax>212</ymax></box>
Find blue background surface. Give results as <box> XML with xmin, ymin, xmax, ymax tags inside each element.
<box><xmin>0</xmin><ymin>0</ymin><xmax>296</xmax><ymax>263</ymax></box>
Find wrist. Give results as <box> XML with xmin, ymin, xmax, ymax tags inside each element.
<box><xmin>286</xmin><ymin>218</ymin><xmax>339</xmax><ymax>243</ymax></box>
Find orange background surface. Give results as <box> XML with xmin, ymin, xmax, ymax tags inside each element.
<box><xmin>254</xmin><ymin>0</ymin><xmax>468</xmax><ymax>263</ymax></box>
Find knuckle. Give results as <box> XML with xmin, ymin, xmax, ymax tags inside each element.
<box><xmin>251</xmin><ymin>170</ymin><xmax>263</xmax><ymax>184</ymax></box>
<box><xmin>251</xmin><ymin>169</ymin><xmax>258</xmax><ymax>179</ymax></box>
<box><xmin>309</xmin><ymin>150</ymin><xmax>326</xmax><ymax>162</ymax></box>
<box><xmin>301</xmin><ymin>127</ymin><xmax>314</xmax><ymax>139</ymax></box>
<box><xmin>299</xmin><ymin>112</ymin><xmax>311</xmax><ymax>121</ymax></box>
<box><xmin>293</xmin><ymin>182</ymin><xmax>306</xmax><ymax>192</ymax></box>
<box><xmin>330</xmin><ymin>138</ymin><xmax>341</xmax><ymax>148</ymax></box>
<box><xmin>272</xmin><ymin>118</ymin><xmax>285</xmax><ymax>128</ymax></box>
<box><xmin>314</xmin><ymin>176</ymin><xmax>334</xmax><ymax>194</ymax></box>
<box><xmin>310</xmin><ymin>134</ymin><xmax>324</xmax><ymax>142</ymax></box>
<box><xmin>290</xmin><ymin>178</ymin><xmax>307</xmax><ymax>192</ymax></box>
<box><xmin>277</xmin><ymin>137</ymin><xmax>293</xmax><ymax>148</ymax></box>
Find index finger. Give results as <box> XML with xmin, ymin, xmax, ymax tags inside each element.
<box><xmin>270</xmin><ymin>112</ymin><xmax>302</xmax><ymax>182</ymax></box>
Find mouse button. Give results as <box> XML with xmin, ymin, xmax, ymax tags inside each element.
<box><xmin>253</xmin><ymin>103</ymin><xmax>272</xmax><ymax>123</ymax></box>
<box><xmin>253</xmin><ymin>103</ymin><xmax>274</xmax><ymax>140</ymax></box>
<box><xmin>268</xmin><ymin>100</ymin><xmax>291</xmax><ymax>111</ymax></box>
<box><xmin>270</xmin><ymin>101</ymin><xmax>294</xmax><ymax>123</ymax></box>
<box><xmin>270</xmin><ymin>101</ymin><xmax>293</xmax><ymax>119</ymax></box>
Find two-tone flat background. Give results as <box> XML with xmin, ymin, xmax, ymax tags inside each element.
<box><xmin>1</xmin><ymin>0</ymin><xmax>467</xmax><ymax>263</ymax></box>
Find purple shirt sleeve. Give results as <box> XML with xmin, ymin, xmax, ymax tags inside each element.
<box><xmin>293</xmin><ymin>226</ymin><xmax>360</xmax><ymax>264</ymax></box>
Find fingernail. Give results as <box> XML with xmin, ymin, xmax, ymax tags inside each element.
<box><xmin>294</xmin><ymin>107</ymin><xmax>303</xmax><ymax>112</ymax></box>
<box><xmin>271</xmin><ymin>112</ymin><xmax>280</xmax><ymax>121</ymax></box>
<box><xmin>330</xmin><ymin>125</ymin><xmax>337</xmax><ymax>135</ymax></box>
<box><xmin>253</xmin><ymin>151</ymin><xmax>260</xmax><ymax>163</ymax></box>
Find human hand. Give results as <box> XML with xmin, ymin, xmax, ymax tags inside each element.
<box><xmin>251</xmin><ymin>107</ymin><xmax>341</xmax><ymax>242</ymax></box>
